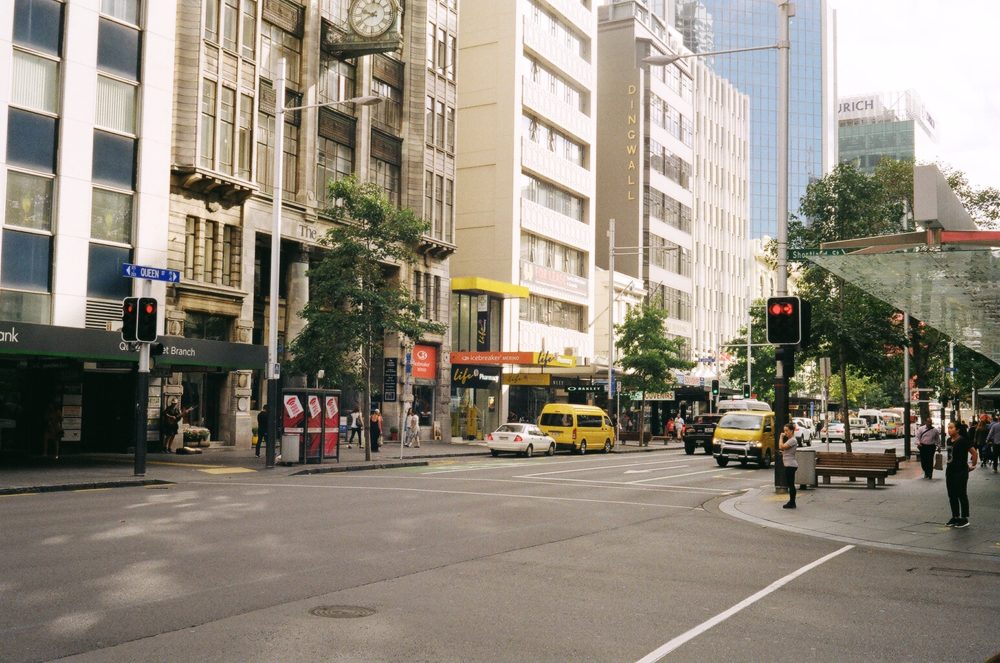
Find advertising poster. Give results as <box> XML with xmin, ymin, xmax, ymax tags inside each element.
<box><xmin>324</xmin><ymin>395</ymin><xmax>340</xmax><ymax>456</ymax></box>
<box><xmin>306</xmin><ymin>395</ymin><xmax>323</xmax><ymax>459</ymax></box>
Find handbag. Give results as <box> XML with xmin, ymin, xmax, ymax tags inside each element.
<box><xmin>934</xmin><ymin>451</ymin><xmax>943</xmax><ymax>471</ymax></box>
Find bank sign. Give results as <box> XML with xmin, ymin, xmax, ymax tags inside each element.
<box><xmin>837</xmin><ymin>95</ymin><xmax>883</xmax><ymax>120</ymax></box>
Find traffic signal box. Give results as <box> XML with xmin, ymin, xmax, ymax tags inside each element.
<box><xmin>121</xmin><ymin>297</ymin><xmax>138</xmax><ymax>342</ymax></box>
<box><xmin>711</xmin><ymin>379</ymin><xmax>720</xmax><ymax>396</ymax></box>
<box><xmin>766</xmin><ymin>296</ymin><xmax>802</xmax><ymax>345</ymax></box>
<box><xmin>743</xmin><ymin>383</ymin><xmax>751</xmax><ymax>399</ymax></box>
<box><xmin>137</xmin><ymin>297</ymin><xmax>158</xmax><ymax>342</ymax></box>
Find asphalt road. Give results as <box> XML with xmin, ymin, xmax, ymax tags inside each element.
<box><xmin>2</xmin><ymin>450</ymin><xmax>998</xmax><ymax>662</ymax></box>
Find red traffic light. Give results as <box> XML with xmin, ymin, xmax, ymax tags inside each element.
<box><xmin>768</xmin><ymin>301</ymin><xmax>794</xmax><ymax>316</ymax></box>
<box><xmin>144</xmin><ymin>302</ymin><xmax>155</xmax><ymax>314</ymax></box>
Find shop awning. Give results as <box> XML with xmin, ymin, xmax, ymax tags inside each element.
<box><xmin>451</xmin><ymin>277</ymin><xmax>529</xmax><ymax>298</ymax></box>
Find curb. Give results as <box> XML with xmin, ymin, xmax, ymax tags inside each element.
<box><xmin>0</xmin><ymin>479</ymin><xmax>172</xmax><ymax>496</ymax></box>
<box><xmin>290</xmin><ymin>461</ymin><xmax>430</xmax><ymax>475</ymax></box>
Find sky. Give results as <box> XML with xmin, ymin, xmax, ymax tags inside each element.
<box><xmin>832</xmin><ymin>0</ymin><xmax>1000</xmax><ymax>189</ymax></box>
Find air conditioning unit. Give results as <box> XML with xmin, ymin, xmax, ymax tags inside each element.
<box><xmin>563</xmin><ymin>346</ymin><xmax>577</xmax><ymax>356</ymax></box>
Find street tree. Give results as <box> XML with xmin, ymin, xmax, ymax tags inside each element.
<box><xmin>942</xmin><ymin>167</ymin><xmax>1000</xmax><ymax>229</ymax></box>
<box><xmin>290</xmin><ymin>176</ymin><xmax>445</xmax><ymax>460</ymax></box>
<box><xmin>615</xmin><ymin>304</ymin><xmax>693</xmax><ymax>442</ymax></box>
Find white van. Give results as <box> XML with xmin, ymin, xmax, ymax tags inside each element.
<box><xmin>717</xmin><ymin>399</ymin><xmax>772</xmax><ymax>412</ymax></box>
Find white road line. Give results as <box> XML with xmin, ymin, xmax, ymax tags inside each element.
<box><xmin>626</xmin><ymin>468</ymin><xmax>755</xmax><ymax>484</ymax></box>
<box><xmin>505</xmin><ymin>475</ymin><xmax>736</xmax><ymax>494</ymax></box>
<box><xmin>516</xmin><ymin>458</ymin><xmax>691</xmax><ymax>478</ymax></box>
<box><xmin>635</xmin><ymin>545</ymin><xmax>855</xmax><ymax>663</ymax></box>
<box><xmin>356</xmin><ymin>473</ymin><xmax>738</xmax><ymax>495</ymax></box>
<box><xmin>186</xmin><ymin>481</ymin><xmax>695</xmax><ymax>509</ymax></box>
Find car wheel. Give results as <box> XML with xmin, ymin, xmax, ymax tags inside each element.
<box><xmin>603</xmin><ymin>439</ymin><xmax>612</xmax><ymax>453</ymax></box>
<box><xmin>547</xmin><ymin>443</ymin><xmax>555</xmax><ymax>456</ymax></box>
<box><xmin>716</xmin><ymin>456</ymin><xmax>729</xmax><ymax>467</ymax></box>
<box><xmin>760</xmin><ymin>450</ymin><xmax>772</xmax><ymax>468</ymax></box>
<box><xmin>684</xmin><ymin>441</ymin><xmax>695</xmax><ymax>455</ymax></box>
<box><xmin>579</xmin><ymin>441</ymin><xmax>587</xmax><ymax>455</ymax></box>
<box><xmin>524</xmin><ymin>444</ymin><xmax>533</xmax><ymax>458</ymax></box>
<box><xmin>490</xmin><ymin>449</ymin><xmax>500</xmax><ymax>457</ymax></box>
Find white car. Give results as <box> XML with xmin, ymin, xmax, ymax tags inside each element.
<box><xmin>486</xmin><ymin>423</ymin><xmax>556</xmax><ymax>458</ymax></box>
<box><xmin>824</xmin><ymin>419</ymin><xmax>869</xmax><ymax>442</ymax></box>
<box><xmin>792</xmin><ymin>417</ymin><xmax>814</xmax><ymax>445</ymax></box>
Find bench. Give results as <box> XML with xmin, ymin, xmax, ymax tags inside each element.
<box><xmin>619</xmin><ymin>431</ymin><xmax>652</xmax><ymax>445</ymax></box>
<box><xmin>815</xmin><ymin>452</ymin><xmax>893</xmax><ymax>488</ymax></box>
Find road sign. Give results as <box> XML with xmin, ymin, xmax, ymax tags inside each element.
<box><xmin>945</xmin><ymin>367</ymin><xmax>958</xmax><ymax>373</ymax></box>
<box><xmin>788</xmin><ymin>248</ymin><xmax>848</xmax><ymax>261</ymax></box>
<box><xmin>122</xmin><ymin>263</ymin><xmax>181</xmax><ymax>283</ymax></box>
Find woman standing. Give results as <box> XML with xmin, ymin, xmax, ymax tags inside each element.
<box><xmin>778</xmin><ymin>422</ymin><xmax>799</xmax><ymax>509</ymax></box>
<box><xmin>369</xmin><ymin>409</ymin><xmax>383</xmax><ymax>452</ymax></box>
<box><xmin>405</xmin><ymin>408</ymin><xmax>421</xmax><ymax>448</ymax></box>
<box><xmin>945</xmin><ymin>420</ymin><xmax>977</xmax><ymax>528</ymax></box>
<box><xmin>974</xmin><ymin>415</ymin><xmax>989</xmax><ymax>467</ymax></box>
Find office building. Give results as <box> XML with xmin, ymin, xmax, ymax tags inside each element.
<box><xmin>838</xmin><ymin>89</ymin><xmax>937</xmax><ymax>172</ymax></box>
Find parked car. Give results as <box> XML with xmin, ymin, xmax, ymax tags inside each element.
<box><xmin>791</xmin><ymin>417</ymin><xmax>815</xmax><ymax>446</ymax></box>
<box><xmin>825</xmin><ymin>421</ymin><xmax>846</xmax><ymax>442</ymax></box>
<box><xmin>683</xmin><ymin>413</ymin><xmax>724</xmax><ymax>455</ymax></box>
<box><xmin>486</xmin><ymin>423</ymin><xmax>556</xmax><ymax>458</ymax></box>
<box><xmin>537</xmin><ymin>403</ymin><xmax>615</xmax><ymax>454</ymax></box>
<box><xmin>716</xmin><ymin>399</ymin><xmax>772</xmax><ymax>412</ymax></box>
<box><xmin>824</xmin><ymin>418</ymin><xmax>869</xmax><ymax>442</ymax></box>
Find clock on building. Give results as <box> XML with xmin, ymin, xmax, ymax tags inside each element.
<box><xmin>348</xmin><ymin>0</ymin><xmax>398</xmax><ymax>38</ymax></box>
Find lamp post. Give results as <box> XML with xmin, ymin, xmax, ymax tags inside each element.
<box><xmin>642</xmin><ymin>0</ymin><xmax>794</xmax><ymax>488</ymax></box>
<box><xmin>266</xmin><ymin>57</ymin><xmax>382</xmax><ymax>468</ymax></box>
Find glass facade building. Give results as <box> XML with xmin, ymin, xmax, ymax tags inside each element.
<box><xmin>677</xmin><ymin>0</ymin><xmax>834</xmax><ymax>238</ymax></box>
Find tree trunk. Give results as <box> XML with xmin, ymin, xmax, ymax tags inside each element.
<box><xmin>363</xmin><ymin>329</ymin><xmax>372</xmax><ymax>461</ymax></box>
<box><xmin>638</xmin><ymin>397</ymin><xmax>646</xmax><ymax>446</ymax></box>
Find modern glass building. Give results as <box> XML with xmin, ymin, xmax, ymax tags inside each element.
<box><xmin>838</xmin><ymin>90</ymin><xmax>937</xmax><ymax>172</ymax></box>
<box><xmin>676</xmin><ymin>0</ymin><xmax>836</xmax><ymax>238</ymax></box>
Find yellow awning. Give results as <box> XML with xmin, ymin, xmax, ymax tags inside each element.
<box><xmin>451</xmin><ymin>277</ymin><xmax>529</xmax><ymax>299</ymax></box>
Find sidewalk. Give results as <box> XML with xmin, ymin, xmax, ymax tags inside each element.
<box><xmin>0</xmin><ymin>437</ymin><xmax>671</xmax><ymax>495</ymax></box>
<box><xmin>720</xmin><ymin>446</ymin><xmax>1000</xmax><ymax>560</ymax></box>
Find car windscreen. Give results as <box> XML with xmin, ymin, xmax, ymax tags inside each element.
<box><xmin>718</xmin><ymin>413</ymin><xmax>762</xmax><ymax>431</ymax></box>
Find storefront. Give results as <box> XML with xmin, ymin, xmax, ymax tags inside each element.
<box><xmin>0</xmin><ymin>322</ymin><xmax>265</xmax><ymax>457</ymax></box>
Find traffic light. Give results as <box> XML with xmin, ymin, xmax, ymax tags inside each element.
<box><xmin>775</xmin><ymin>345</ymin><xmax>796</xmax><ymax>378</ymax></box>
<box><xmin>743</xmin><ymin>383</ymin><xmax>751</xmax><ymax>399</ymax></box>
<box><xmin>711</xmin><ymin>379</ymin><xmax>720</xmax><ymax>396</ymax></box>
<box><xmin>121</xmin><ymin>297</ymin><xmax>138</xmax><ymax>342</ymax></box>
<box><xmin>136</xmin><ymin>297</ymin><xmax>158</xmax><ymax>342</ymax></box>
<box><xmin>766</xmin><ymin>296</ymin><xmax>802</xmax><ymax>345</ymax></box>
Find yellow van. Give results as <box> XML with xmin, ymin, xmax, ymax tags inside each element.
<box><xmin>711</xmin><ymin>410</ymin><xmax>776</xmax><ymax>468</ymax></box>
<box><xmin>537</xmin><ymin>404</ymin><xmax>615</xmax><ymax>454</ymax></box>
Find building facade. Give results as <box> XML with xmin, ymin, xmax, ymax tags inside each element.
<box><xmin>676</xmin><ymin>0</ymin><xmax>836</xmax><ymax>239</ymax></box>
<box><xmin>838</xmin><ymin>90</ymin><xmax>937</xmax><ymax>172</ymax></box>
<box><xmin>455</xmin><ymin>0</ymin><xmax>597</xmax><ymax>428</ymax></box>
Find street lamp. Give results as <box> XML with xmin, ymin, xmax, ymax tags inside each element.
<box><xmin>641</xmin><ymin>0</ymin><xmax>794</xmax><ymax>488</ymax></box>
<box><xmin>265</xmin><ymin>57</ymin><xmax>382</xmax><ymax>468</ymax></box>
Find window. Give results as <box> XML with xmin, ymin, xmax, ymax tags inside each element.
<box><xmin>435</xmin><ymin>100</ymin><xmax>445</xmax><ymax>149</ymax></box>
<box><xmin>185</xmin><ymin>311</ymin><xmax>231</xmax><ymax>341</ymax></box>
<box><xmin>0</xmin><ymin>289</ymin><xmax>50</xmax><ymax>323</ymax></box>
<box><xmin>205</xmin><ymin>0</ymin><xmax>219</xmax><ymax>42</ymax></box>
<box><xmin>222</xmin><ymin>0</ymin><xmax>239</xmax><ymax>52</ymax></box>
<box><xmin>7</xmin><ymin>109</ymin><xmax>58</xmax><ymax>173</ymax></box>
<box><xmin>316</xmin><ymin>136</ymin><xmax>353</xmax><ymax>202</ymax></box>
<box><xmin>523</xmin><ymin>114</ymin><xmax>584</xmax><ymax>166</ymax></box>
<box><xmin>91</xmin><ymin>188</ymin><xmax>133</xmax><ymax>244</ymax></box>
<box><xmin>444</xmin><ymin>179</ymin><xmax>453</xmax><ymax>243</ymax></box>
<box><xmin>5</xmin><ymin>171</ymin><xmax>53</xmax><ymax>231</ymax></box>
<box><xmin>200</xmin><ymin>80</ymin><xmax>217</xmax><ymax>168</ymax></box>
<box><xmin>2</xmin><ymin>229</ymin><xmax>51</xmax><ymax>291</ymax></box>
<box><xmin>12</xmin><ymin>51</ymin><xmax>58</xmax><ymax>113</ymax></box>
<box><xmin>318</xmin><ymin>53</ymin><xmax>356</xmax><ymax>104</ymax></box>
<box><xmin>370</xmin><ymin>132</ymin><xmax>401</xmax><ymax>205</ymax></box>
<box><xmin>13</xmin><ymin>0</ymin><xmax>63</xmax><ymax>56</ymax></box>
<box><xmin>219</xmin><ymin>87</ymin><xmax>236</xmax><ymax>173</ymax></box>
<box><xmin>93</xmin><ymin>130</ymin><xmax>136</xmax><ymax>189</ymax></box>
<box><xmin>87</xmin><ymin>243</ymin><xmax>130</xmax><ymax>299</ymax></box>
<box><xmin>370</xmin><ymin>158</ymin><xmax>400</xmax><ymax>206</ymax></box>
<box><xmin>101</xmin><ymin>0</ymin><xmax>140</xmax><ymax>24</ymax></box>
<box><xmin>371</xmin><ymin>79</ymin><xmax>402</xmax><ymax>130</ymax></box>
<box><xmin>260</xmin><ymin>22</ymin><xmax>301</xmax><ymax>86</ymax></box>
<box><xmin>238</xmin><ymin>94</ymin><xmax>253</xmax><ymax>179</ymax></box>
<box><xmin>96</xmin><ymin>75</ymin><xmax>136</xmax><ymax>134</ymax></box>
<box><xmin>521</xmin><ymin>174</ymin><xmax>584</xmax><ymax>222</ymax></box>
<box><xmin>97</xmin><ymin>18</ymin><xmax>141</xmax><ymax>81</ymax></box>
<box><xmin>240</xmin><ymin>0</ymin><xmax>257</xmax><ymax>59</ymax></box>
<box><xmin>446</xmin><ymin>106</ymin><xmax>455</xmax><ymax>151</ymax></box>
<box><xmin>519</xmin><ymin>295</ymin><xmax>583</xmax><ymax>331</ymax></box>
<box><xmin>255</xmin><ymin>111</ymin><xmax>275</xmax><ymax>193</ymax></box>
<box><xmin>425</xmin><ymin>96</ymin><xmax>434</xmax><ymax>144</ymax></box>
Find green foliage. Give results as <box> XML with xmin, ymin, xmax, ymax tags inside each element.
<box><xmin>942</xmin><ymin>167</ymin><xmax>1000</xmax><ymax>229</ymax></box>
<box><xmin>615</xmin><ymin>304</ymin><xmax>693</xmax><ymax>395</ymax></box>
<box><xmin>723</xmin><ymin>300</ymin><xmax>775</xmax><ymax>402</ymax></box>
<box><xmin>289</xmin><ymin>176</ymin><xmax>445</xmax><ymax>391</ymax></box>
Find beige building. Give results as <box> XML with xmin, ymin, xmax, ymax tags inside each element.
<box><xmin>167</xmin><ymin>0</ymin><xmax>457</xmax><ymax>444</ymax></box>
<box><xmin>455</xmin><ymin>0</ymin><xmax>598</xmax><ymax>427</ymax></box>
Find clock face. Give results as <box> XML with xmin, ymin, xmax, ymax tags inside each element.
<box><xmin>349</xmin><ymin>0</ymin><xmax>397</xmax><ymax>38</ymax></box>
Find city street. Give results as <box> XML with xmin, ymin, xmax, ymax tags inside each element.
<box><xmin>3</xmin><ymin>449</ymin><xmax>998</xmax><ymax>662</ymax></box>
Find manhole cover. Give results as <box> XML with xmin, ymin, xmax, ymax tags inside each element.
<box><xmin>309</xmin><ymin>605</ymin><xmax>376</xmax><ymax>619</ymax></box>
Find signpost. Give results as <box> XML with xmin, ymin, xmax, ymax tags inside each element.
<box><xmin>121</xmin><ymin>263</ymin><xmax>181</xmax><ymax>283</ymax></box>
<box><xmin>787</xmin><ymin>248</ymin><xmax>848</xmax><ymax>261</ymax></box>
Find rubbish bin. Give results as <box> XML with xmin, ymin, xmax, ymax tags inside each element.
<box><xmin>795</xmin><ymin>447</ymin><xmax>817</xmax><ymax>488</ymax></box>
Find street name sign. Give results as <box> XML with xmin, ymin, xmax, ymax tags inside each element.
<box><xmin>788</xmin><ymin>248</ymin><xmax>848</xmax><ymax>261</ymax></box>
<box><xmin>122</xmin><ymin>263</ymin><xmax>181</xmax><ymax>283</ymax></box>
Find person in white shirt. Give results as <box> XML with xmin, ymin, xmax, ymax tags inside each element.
<box><xmin>915</xmin><ymin>417</ymin><xmax>941</xmax><ymax>479</ymax></box>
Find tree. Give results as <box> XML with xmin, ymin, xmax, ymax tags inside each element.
<box><xmin>289</xmin><ymin>176</ymin><xmax>445</xmax><ymax>460</ymax></box>
<box><xmin>942</xmin><ymin>167</ymin><xmax>1000</xmax><ymax>229</ymax></box>
<box><xmin>723</xmin><ymin>299</ymin><xmax>776</xmax><ymax>403</ymax></box>
<box><xmin>615</xmin><ymin>304</ymin><xmax>694</xmax><ymax>442</ymax></box>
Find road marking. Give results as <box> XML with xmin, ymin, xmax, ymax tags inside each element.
<box><xmin>357</xmin><ymin>473</ymin><xmax>739</xmax><ymax>496</ymax></box>
<box><xmin>635</xmin><ymin>545</ymin><xmax>854</xmax><ymax>663</ymax></box>
<box><xmin>517</xmin><ymin>458</ymin><xmax>691</xmax><ymax>478</ymax></box>
<box><xmin>186</xmin><ymin>481</ymin><xmax>695</xmax><ymax>509</ymax></box>
<box><xmin>626</xmin><ymin>468</ymin><xmax>747</xmax><ymax>484</ymax></box>
<box><xmin>198</xmin><ymin>467</ymin><xmax>257</xmax><ymax>475</ymax></box>
<box><xmin>72</xmin><ymin>488</ymin><xmax>111</xmax><ymax>493</ymax></box>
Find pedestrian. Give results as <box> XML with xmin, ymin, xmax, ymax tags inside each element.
<box><xmin>945</xmin><ymin>420</ymin><xmax>978</xmax><ymax>528</ymax></box>
<box><xmin>348</xmin><ymin>406</ymin><xmax>362</xmax><ymax>448</ymax></box>
<box><xmin>255</xmin><ymin>403</ymin><xmax>268</xmax><ymax>458</ymax></box>
<box><xmin>915</xmin><ymin>417</ymin><xmax>940</xmax><ymax>479</ymax></box>
<box><xmin>778</xmin><ymin>422</ymin><xmax>799</xmax><ymax>509</ymax></box>
<box><xmin>162</xmin><ymin>398</ymin><xmax>188</xmax><ymax>454</ymax></box>
<box><xmin>369</xmin><ymin>408</ymin><xmax>382</xmax><ymax>452</ymax></box>
<box><xmin>406</xmin><ymin>408</ymin><xmax>421</xmax><ymax>448</ymax></box>
<box><xmin>986</xmin><ymin>415</ymin><xmax>1000</xmax><ymax>473</ymax></box>
<box><xmin>674</xmin><ymin>414</ymin><xmax>685</xmax><ymax>441</ymax></box>
<box><xmin>666</xmin><ymin>417</ymin><xmax>675</xmax><ymax>439</ymax></box>
<box><xmin>507</xmin><ymin>409</ymin><xmax>518</xmax><ymax>423</ymax></box>
<box><xmin>974</xmin><ymin>415</ymin><xmax>989</xmax><ymax>468</ymax></box>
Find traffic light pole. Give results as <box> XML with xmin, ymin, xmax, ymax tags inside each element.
<box><xmin>773</xmin><ymin>351</ymin><xmax>788</xmax><ymax>490</ymax></box>
<box><xmin>133</xmin><ymin>279</ymin><xmax>151</xmax><ymax>476</ymax></box>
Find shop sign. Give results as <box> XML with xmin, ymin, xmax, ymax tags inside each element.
<box><xmin>502</xmin><ymin>373</ymin><xmax>551</xmax><ymax>386</ymax></box>
<box><xmin>645</xmin><ymin>391</ymin><xmax>676</xmax><ymax>401</ymax></box>
<box><xmin>566</xmin><ymin>385</ymin><xmax>605</xmax><ymax>393</ymax></box>
<box><xmin>412</xmin><ymin>344</ymin><xmax>437</xmax><ymax>380</ymax></box>
<box><xmin>451</xmin><ymin>351</ymin><xmax>576</xmax><ymax>367</ymax></box>
<box><xmin>476</xmin><ymin>295</ymin><xmax>490</xmax><ymax>351</ymax></box>
<box><xmin>451</xmin><ymin>364</ymin><xmax>500</xmax><ymax>388</ymax></box>
<box><xmin>519</xmin><ymin>261</ymin><xmax>588</xmax><ymax>298</ymax></box>
<box><xmin>383</xmin><ymin>358</ymin><xmax>398</xmax><ymax>402</ymax></box>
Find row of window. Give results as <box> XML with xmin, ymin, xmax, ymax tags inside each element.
<box><xmin>652</xmin><ymin>61</ymin><xmax>693</xmax><ymax>102</ymax></box>
<box><xmin>523</xmin><ymin>114</ymin><xmax>585</xmax><ymax>167</ymax></box>
<box><xmin>413</xmin><ymin>270</ymin><xmax>444</xmax><ymax>322</ymax></box>
<box><xmin>523</xmin><ymin>55</ymin><xmax>587</xmax><ymax>114</ymax></box>
<box><xmin>526</xmin><ymin>0</ymin><xmax>589</xmax><ymax>61</ymax></box>
<box><xmin>519</xmin><ymin>233</ymin><xmax>585</xmax><ymax>277</ymax></box>
<box><xmin>426</xmin><ymin>21</ymin><xmax>456</xmax><ymax>81</ymax></box>
<box><xmin>647</xmin><ymin>282</ymin><xmax>692</xmax><ymax>322</ymax></box>
<box><xmin>648</xmin><ymin>138</ymin><xmax>690</xmax><ymax>189</ymax></box>
<box><xmin>649</xmin><ymin>93</ymin><xmax>693</xmax><ymax>147</ymax></box>
<box><xmin>184</xmin><ymin>217</ymin><xmax>241</xmax><ymax>287</ymax></box>
<box><xmin>423</xmin><ymin>172</ymin><xmax>454</xmax><ymax>243</ymax></box>
<box><xmin>204</xmin><ymin>0</ymin><xmax>257</xmax><ymax>60</ymax></box>
<box><xmin>645</xmin><ymin>187</ymin><xmax>692</xmax><ymax>234</ymax></box>
<box><xmin>521</xmin><ymin>173</ymin><xmax>585</xmax><ymax>223</ymax></box>
<box><xmin>519</xmin><ymin>294</ymin><xmax>584</xmax><ymax>332</ymax></box>
<box><xmin>646</xmin><ymin>234</ymin><xmax>691</xmax><ymax>278</ymax></box>
<box><xmin>425</xmin><ymin>96</ymin><xmax>456</xmax><ymax>152</ymax></box>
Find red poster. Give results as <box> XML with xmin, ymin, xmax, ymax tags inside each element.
<box><xmin>324</xmin><ymin>395</ymin><xmax>340</xmax><ymax>455</ymax></box>
<box><xmin>283</xmin><ymin>394</ymin><xmax>304</xmax><ymax>432</ymax></box>
<box><xmin>412</xmin><ymin>344</ymin><xmax>437</xmax><ymax>380</ymax></box>
<box><xmin>306</xmin><ymin>395</ymin><xmax>322</xmax><ymax>457</ymax></box>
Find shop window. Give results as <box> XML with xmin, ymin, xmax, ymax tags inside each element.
<box><xmin>5</xmin><ymin>171</ymin><xmax>53</xmax><ymax>231</ymax></box>
<box><xmin>2</xmin><ymin>229</ymin><xmax>51</xmax><ymax>291</ymax></box>
<box><xmin>13</xmin><ymin>0</ymin><xmax>64</xmax><ymax>56</ymax></box>
<box><xmin>12</xmin><ymin>51</ymin><xmax>59</xmax><ymax>114</ymax></box>
<box><xmin>93</xmin><ymin>131</ymin><xmax>136</xmax><ymax>189</ymax></box>
<box><xmin>413</xmin><ymin>384</ymin><xmax>435</xmax><ymax>427</ymax></box>
<box><xmin>7</xmin><ymin>109</ymin><xmax>58</xmax><ymax>173</ymax></box>
<box><xmin>185</xmin><ymin>311</ymin><xmax>231</xmax><ymax>341</ymax></box>
<box><xmin>87</xmin><ymin>243</ymin><xmax>131</xmax><ymax>299</ymax></box>
<box><xmin>91</xmin><ymin>188</ymin><xmax>133</xmax><ymax>244</ymax></box>
<box><xmin>97</xmin><ymin>18</ymin><xmax>141</xmax><ymax>82</ymax></box>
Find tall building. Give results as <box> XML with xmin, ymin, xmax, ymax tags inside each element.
<box><xmin>677</xmin><ymin>0</ymin><xmax>836</xmax><ymax>239</ymax></box>
<box><xmin>838</xmin><ymin>90</ymin><xmax>937</xmax><ymax>172</ymax></box>
<box><xmin>455</xmin><ymin>0</ymin><xmax>597</xmax><ymax>428</ymax></box>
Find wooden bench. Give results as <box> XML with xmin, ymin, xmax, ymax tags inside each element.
<box><xmin>815</xmin><ymin>452</ymin><xmax>893</xmax><ymax>488</ymax></box>
<box><xmin>619</xmin><ymin>431</ymin><xmax>652</xmax><ymax>445</ymax></box>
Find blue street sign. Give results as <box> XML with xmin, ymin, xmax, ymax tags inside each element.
<box><xmin>121</xmin><ymin>263</ymin><xmax>181</xmax><ymax>283</ymax></box>
<box><xmin>945</xmin><ymin>367</ymin><xmax>958</xmax><ymax>373</ymax></box>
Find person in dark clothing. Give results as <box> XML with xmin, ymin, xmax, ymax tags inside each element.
<box><xmin>915</xmin><ymin>417</ymin><xmax>940</xmax><ymax>479</ymax></box>
<box><xmin>945</xmin><ymin>420</ymin><xmax>978</xmax><ymax>528</ymax></box>
<box><xmin>778</xmin><ymin>423</ymin><xmax>799</xmax><ymax>509</ymax></box>
<box><xmin>369</xmin><ymin>409</ymin><xmax>382</xmax><ymax>452</ymax></box>
<box><xmin>255</xmin><ymin>404</ymin><xmax>269</xmax><ymax>458</ymax></box>
<box><xmin>973</xmin><ymin>415</ymin><xmax>990</xmax><ymax>467</ymax></box>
